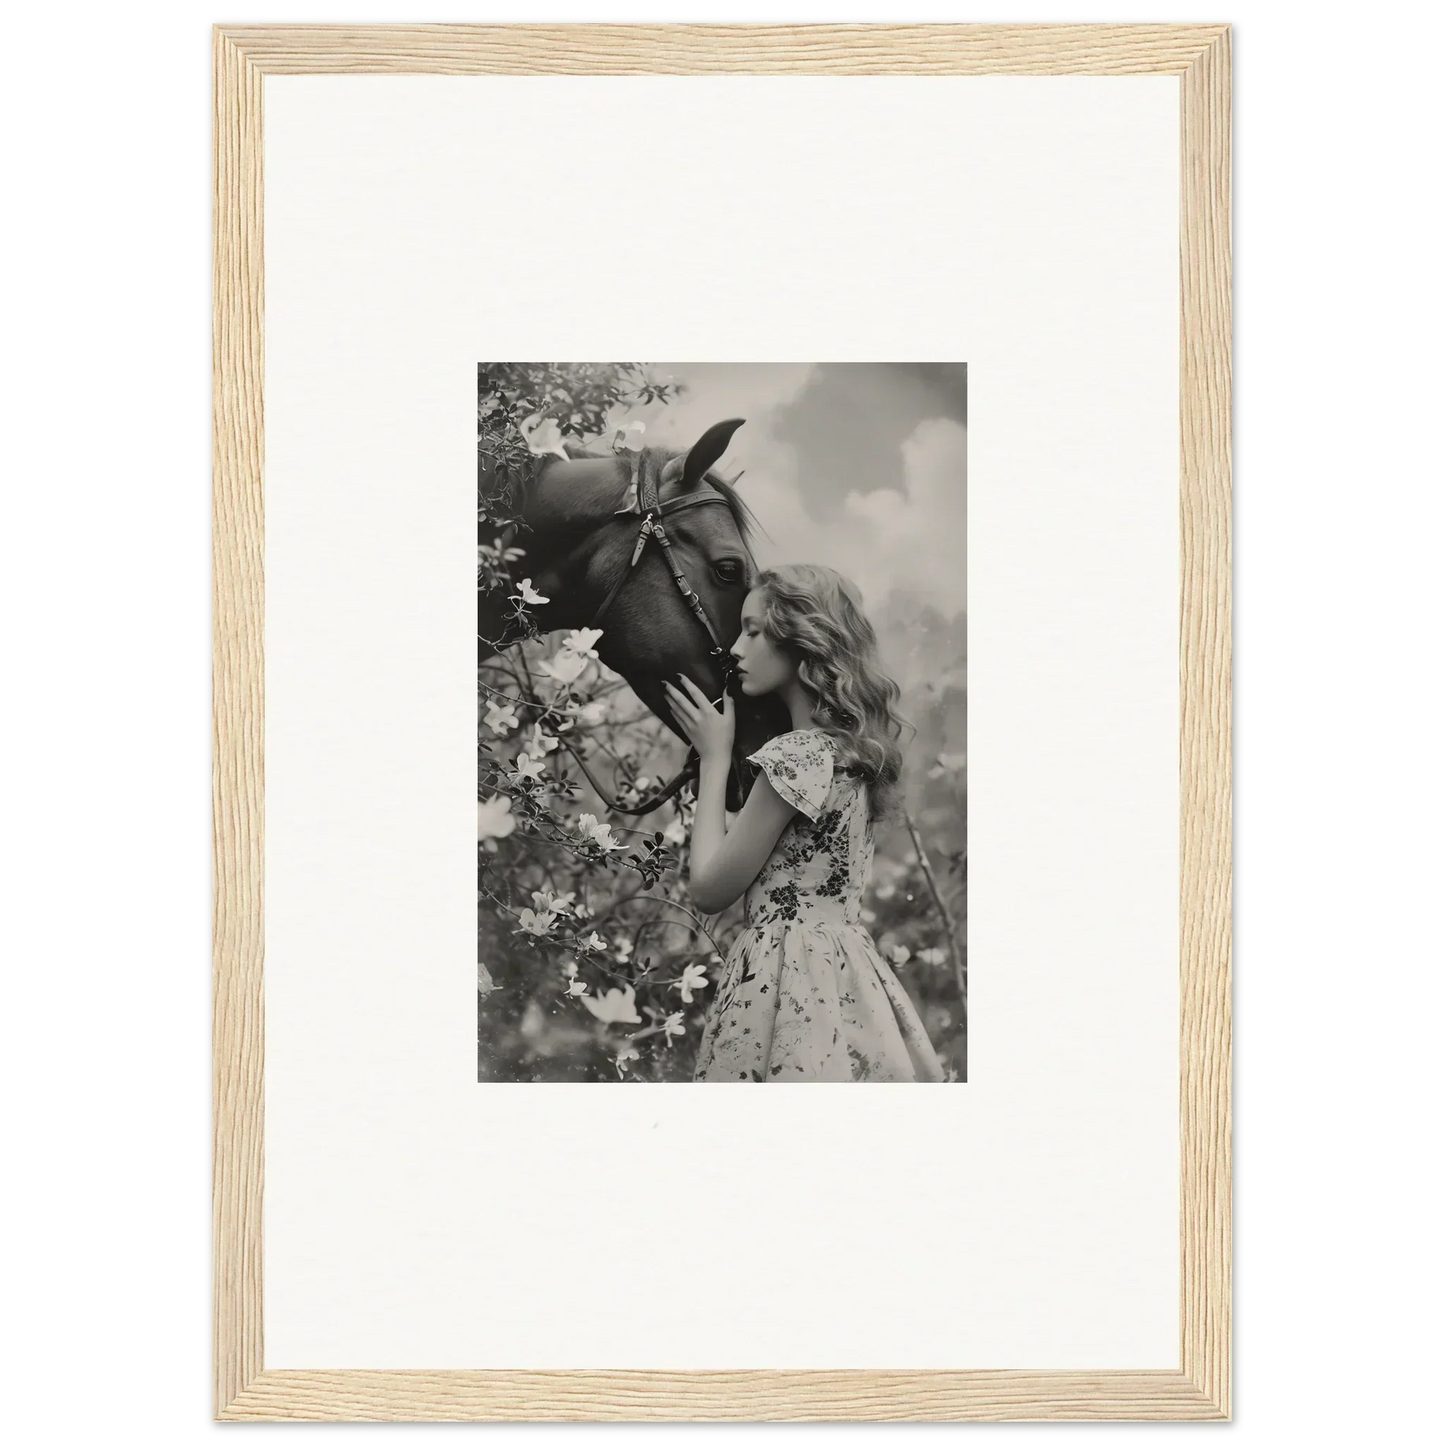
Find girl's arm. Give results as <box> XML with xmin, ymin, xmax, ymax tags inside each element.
<box><xmin>663</xmin><ymin>677</ymin><xmax>798</xmax><ymax>914</ymax></box>
<box><xmin>688</xmin><ymin>757</ymin><xmax>796</xmax><ymax>914</ymax></box>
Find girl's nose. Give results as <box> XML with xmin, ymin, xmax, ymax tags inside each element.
<box><xmin>729</xmin><ymin>637</ymin><xmax>745</xmax><ymax>659</ymax></box>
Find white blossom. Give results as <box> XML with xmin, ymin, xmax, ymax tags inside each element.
<box><xmin>476</xmin><ymin>795</ymin><xmax>516</xmax><ymax>842</ymax></box>
<box><xmin>528</xmin><ymin>723</ymin><xmax>561</xmax><ymax>756</ymax></box>
<box><xmin>516</xmin><ymin>908</ymin><xmax>554</xmax><ymax>938</ymax></box>
<box><xmin>562</xmin><ymin>627</ymin><xmax>604</xmax><ymax>659</ymax></box>
<box><xmin>587</xmin><ymin>822</ymin><xmax>627</xmax><ymax>852</ymax></box>
<box><xmin>478</xmin><ymin>539</ymin><xmax>525</xmax><ymax>573</ymax></box>
<box><xmin>521</xmin><ymin>415</ymin><xmax>570</xmax><ymax>461</ymax></box>
<box><xmin>575</xmin><ymin>699</ymin><xmax>609</xmax><ymax>727</ymax></box>
<box><xmin>539</xmin><ymin>649</ymin><xmax>589</xmax><ymax>687</ymax></box>
<box><xmin>671</xmin><ymin>962</ymin><xmax>710</xmax><ymax>1004</ymax></box>
<box><xmin>483</xmin><ymin>700</ymin><xmax>519</xmax><ymax>736</ymax></box>
<box><xmin>582</xmin><ymin>985</ymin><xmax>642</xmax><ymax>1025</ymax></box>
<box><xmin>575</xmin><ymin>813</ymin><xmax>627</xmax><ymax>852</ymax></box>
<box><xmin>511</xmin><ymin>577</ymin><xmax>550</xmax><ymax>606</ymax></box>
<box><xmin>512</xmin><ymin>752</ymin><xmax>546</xmax><ymax>784</ymax></box>
<box><xmin>611</xmin><ymin>420</ymin><xmax>647</xmax><ymax>453</ymax></box>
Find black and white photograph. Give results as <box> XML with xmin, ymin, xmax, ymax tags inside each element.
<box><xmin>478</xmin><ymin>363</ymin><xmax>967</xmax><ymax>1081</ymax></box>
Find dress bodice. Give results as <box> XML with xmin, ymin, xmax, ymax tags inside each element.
<box><xmin>743</xmin><ymin>730</ymin><xmax>873</xmax><ymax>930</ymax></box>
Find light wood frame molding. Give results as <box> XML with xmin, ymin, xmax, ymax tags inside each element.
<box><xmin>214</xmin><ymin>22</ymin><xmax>1231</xmax><ymax>1423</ymax></box>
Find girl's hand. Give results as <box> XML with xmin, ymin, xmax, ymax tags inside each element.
<box><xmin>663</xmin><ymin>676</ymin><xmax>735</xmax><ymax>764</ymax></box>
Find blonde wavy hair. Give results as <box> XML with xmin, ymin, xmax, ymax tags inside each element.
<box><xmin>752</xmin><ymin>564</ymin><xmax>907</xmax><ymax>821</ymax></box>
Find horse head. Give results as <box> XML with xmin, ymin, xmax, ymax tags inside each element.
<box><xmin>480</xmin><ymin>419</ymin><xmax>789</xmax><ymax>811</ymax></box>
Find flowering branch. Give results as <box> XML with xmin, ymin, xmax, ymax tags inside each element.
<box><xmin>901</xmin><ymin>809</ymin><xmax>967</xmax><ymax>1026</ymax></box>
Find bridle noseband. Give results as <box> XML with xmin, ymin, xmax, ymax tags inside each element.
<box><xmin>563</xmin><ymin>448</ymin><xmax>741</xmax><ymax>816</ymax></box>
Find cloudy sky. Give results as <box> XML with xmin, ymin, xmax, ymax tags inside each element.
<box><xmin>616</xmin><ymin>363</ymin><xmax>967</xmax><ymax>621</ymax></box>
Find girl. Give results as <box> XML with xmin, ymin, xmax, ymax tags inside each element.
<box><xmin>663</xmin><ymin>564</ymin><xmax>946</xmax><ymax>1082</ymax></box>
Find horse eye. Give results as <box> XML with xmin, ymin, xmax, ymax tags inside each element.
<box><xmin>713</xmin><ymin>558</ymin><xmax>745</xmax><ymax>585</ymax></box>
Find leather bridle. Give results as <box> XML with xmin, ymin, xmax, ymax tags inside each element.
<box><xmin>559</xmin><ymin>448</ymin><xmax>742</xmax><ymax>816</ymax></box>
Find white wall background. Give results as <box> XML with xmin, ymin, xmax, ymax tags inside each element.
<box><xmin>262</xmin><ymin>71</ymin><xmax>1179</xmax><ymax>1373</ymax></box>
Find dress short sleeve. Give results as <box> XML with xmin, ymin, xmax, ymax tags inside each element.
<box><xmin>748</xmin><ymin>730</ymin><xmax>835</xmax><ymax>821</ymax></box>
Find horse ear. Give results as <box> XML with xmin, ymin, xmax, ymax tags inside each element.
<box><xmin>680</xmin><ymin>418</ymin><xmax>745</xmax><ymax>491</ymax></box>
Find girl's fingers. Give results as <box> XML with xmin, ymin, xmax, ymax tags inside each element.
<box><xmin>663</xmin><ymin>682</ymin><xmax>696</xmax><ymax>724</ymax></box>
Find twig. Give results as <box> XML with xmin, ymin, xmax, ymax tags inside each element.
<box><xmin>612</xmin><ymin>893</ymin><xmax>722</xmax><ymax>955</ymax></box>
<box><xmin>512</xmin><ymin>645</ymin><xmax>542</xmax><ymax>708</ymax></box>
<box><xmin>477</xmin><ymin>677</ymin><xmax>549</xmax><ymax>711</ymax></box>
<box><xmin>902</xmin><ymin>809</ymin><xmax>968</xmax><ymax>1028</ymax></box>
<box><xmin>553</xmin><ymin>732</ymin><xmax>696</xmax><ymax>818</ymax></box>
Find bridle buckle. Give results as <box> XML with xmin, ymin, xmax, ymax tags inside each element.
<box><xmin>629</xmin><ymin>516</ymin><xmax>654</xmax><ymax>567</ymax></box>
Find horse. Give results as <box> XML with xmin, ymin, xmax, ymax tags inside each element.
<box><xmin>479</xmin><ymin>418</ymin><xmax>789</xmax><ymax>812</ymax></box>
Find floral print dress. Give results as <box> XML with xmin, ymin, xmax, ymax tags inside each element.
<box><xmin>694</xmin><ymin>730</ymin><xmax>946</xmax><ymax>1082</ymax></box>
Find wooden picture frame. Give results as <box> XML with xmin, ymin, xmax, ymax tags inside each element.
<box><xmin>214</xmin><ymin>22</ymin><xmax>1230</xmax><ymax>1422</ymax></box>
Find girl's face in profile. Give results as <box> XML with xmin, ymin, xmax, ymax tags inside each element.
<box><xmin>730</xmin><ymin>588</ymin><xmax>797</xmax><ymax>698</ymax></box>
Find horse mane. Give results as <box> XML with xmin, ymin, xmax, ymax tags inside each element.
<box><xmin>529</xmin><ymin>441</ymin><xmax>761</xmax><ymax>557</ymax></box>
<box><xmin>699</xmin><ymin>471</ymin><xmax>760</xmax><ymax>558</ymax></box>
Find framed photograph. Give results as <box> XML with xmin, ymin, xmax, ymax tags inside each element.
<box><xmin>215</xmin><ymin>22</ymin><xmax>1230</xmax><ymax>1422</ymax></box>
<box><xmin>474</xmin><ymin>366</ymin><xmax>969</xmax><ymax>1087</ymax></box>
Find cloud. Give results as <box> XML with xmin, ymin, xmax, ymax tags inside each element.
<box><xmin>621</xmin><ymin>363</ymin><xmax>817</xmax><ymax>466</ymax></box>
<box><xmin>840</xmin><ymin>417</ymin><xmax>968</xmax><ymax>614</ymax></box>
<box><xmin>618</xmin><ymin>365</ymin><xmax>967</xmax><ymax>621</ymax></box>
<box><xmin>749</xmin><ymin>416</ymin><xmax>967</xmax><ymax>620</ymax></box>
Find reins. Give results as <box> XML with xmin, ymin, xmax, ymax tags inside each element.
<box><xmin>556</xmin><ymin>733</ymin><xmax>700</xmax><ymax>817</ymax></box>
